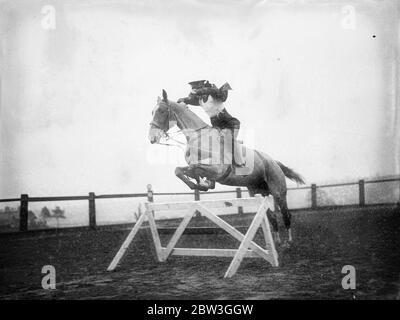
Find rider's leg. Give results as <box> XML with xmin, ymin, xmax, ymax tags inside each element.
<box><xmin>232</xmin><ymin>128</ymin><xmax>245</xmax><ymax>166</ymax></box>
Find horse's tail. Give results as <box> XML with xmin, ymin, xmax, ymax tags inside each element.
<box><xmin>276</xmin><ymin>161</ymin><xmax>305</xmax><ymax>185</ymax></box>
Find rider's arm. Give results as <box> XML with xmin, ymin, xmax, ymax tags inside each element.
<box><xmin>177</xmin><ymin>93</ymin><xmax>200</xmax><ymax>106</ymax></box>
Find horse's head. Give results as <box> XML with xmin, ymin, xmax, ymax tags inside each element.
<box><xmin>149</xmin><ymin>89</ymin><xmax>209</xmax><ymax>144</ymax></box>
<box><xmin>149</xmin><ymin>90</ymin><xmax>172</xmax><ymax>144</ymax></box>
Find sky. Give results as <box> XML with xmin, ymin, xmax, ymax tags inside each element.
<box><xmin>1</xmin><ymin>0</ymin><xmax>399</xmax><ymax>199</ymax></box>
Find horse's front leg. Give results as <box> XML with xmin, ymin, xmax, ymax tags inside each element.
<box><xmin>175</xmin><ymin>166</ymin><xmax>199</xmax><ymax>190</ymax></box>
<box><xmin>175</xmin><ymin>165</ymin><xmax>217</xmax><ymax>191</ymax></box>
<box><xmin>208</xmin><ymin>180</ymin><xmax>216</xmax><ymax>189</ymax></box>
<box><xmin>195</xmin><ymin>176</ymin><xmax>216</xmax><ymax>191</ymax></box>
<box><xmin>192</xmin><ymin>165</ymin><xmax>219</xmax><ymax>191</ymax></box>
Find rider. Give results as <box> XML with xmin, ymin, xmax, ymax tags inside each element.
<box><xmin>178</xmin><ymin>80</ymin><xmax>245</xmax><ymax>167</ymax></box>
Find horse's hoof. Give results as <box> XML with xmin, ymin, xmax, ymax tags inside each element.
<box><xmin>197</xmin><ymin>185</ymin><xmax>209</xmax><ymax>192</ymax></box>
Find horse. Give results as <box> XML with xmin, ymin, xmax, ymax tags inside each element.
<box><xmin>148</xmin><ymin>90</ymin><xmax>305</xmax><ymax>243</ymax></box>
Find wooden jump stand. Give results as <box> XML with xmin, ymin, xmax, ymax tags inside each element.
<box><xmin>107</xmin><ymin>194</ymin><xmax>279</xmax><ymax>278</ymax></box>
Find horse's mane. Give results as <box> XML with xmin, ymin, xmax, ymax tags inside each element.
<box><xmin>170</xmin><ymin>101</ymin><xmax>210</xmax><ymax>129</ymax></box>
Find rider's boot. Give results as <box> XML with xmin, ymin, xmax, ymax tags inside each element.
<box><xmin>233</xmin><ymin>140</ymin><xmax>246</xmax><ymax>167</ymax></box>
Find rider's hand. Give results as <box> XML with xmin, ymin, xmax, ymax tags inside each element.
<box><xmin>177</xmin><ymin>97</ymin><xmax>186</xmax><ymax>104</ymax></box>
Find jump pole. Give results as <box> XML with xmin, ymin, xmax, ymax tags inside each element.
<box><xmin>107</xmin><ymin>194</ymin><xmax>278</xmax><ymax>278</ymax></box>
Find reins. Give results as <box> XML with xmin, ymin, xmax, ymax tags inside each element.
<box><xmin>152</xmin><ymin>100</ymin><xmax>215</xmax><ymax>154</ymax></box>
<box><xmin>152</xmin><ymin>105</ymin><xmax>186</xmax><ymax>149</ymax></box>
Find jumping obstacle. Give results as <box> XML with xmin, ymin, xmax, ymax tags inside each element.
<box><xmin>107</xmin><ymin>194</ymin><xmax>278</xmax><ymax>278</ymax></box>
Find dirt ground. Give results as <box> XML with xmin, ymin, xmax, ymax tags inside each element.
<box><xmin>0</xmin><ymin>205</ymin><xmax>399</xmax><ymax>299</ymax></box>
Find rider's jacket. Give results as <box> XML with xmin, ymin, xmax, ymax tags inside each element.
<box><xmin>210</xmin><ymin>108</ymin><xmax>240</xmax><ymax>131</ymax></box>
<box><xmin>179</xmin><ymin>80</ymin><xmax>239</xmax><ymax>132</ymax></box>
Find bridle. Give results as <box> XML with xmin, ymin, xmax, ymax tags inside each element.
<box><xmin>150</xmin><ymin>102</ymin><xmax>185</xmax><ymax>149</ymax></box>
<box><xmin>150</xmin><ymin>99</ymin><xmax>212</xmax><ymax>153</ymax></box>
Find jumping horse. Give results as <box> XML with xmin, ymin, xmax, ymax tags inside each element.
<box><xmin>148</xmin><ymin>90</ymin><xmax>305</xmax><ymax>243</ymax></box>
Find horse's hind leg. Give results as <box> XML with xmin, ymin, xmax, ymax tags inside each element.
<box><xmin>275</xmin><ymin>196</ymin><xmax>292</xmax><ymax>243</ymax></box>
<box><xmin>267</xmin><ymin>200</ymin><xmax>281</xmax><ymax>244</ymax></box>
<box><xmin>248</xmin><ymin>186</ymin><xmax>281</xmax><ymax>244</ymax></box>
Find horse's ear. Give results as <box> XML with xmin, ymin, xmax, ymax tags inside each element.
<box><xmin>157</xmin><ymin>96</ymin><xmax>161</xmax><ymax>103</ymax></box>
<box><xmin>162</xmin><ymin>89</ymin><xmax>168</xmax><ymax>102</ymax></box>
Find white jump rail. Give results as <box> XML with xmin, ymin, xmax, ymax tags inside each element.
<box><xmin>107</xmin><ymin>194</ymin><xmax>279</xmax><ymax>278</ymax></box>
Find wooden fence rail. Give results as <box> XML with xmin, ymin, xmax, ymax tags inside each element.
<box><xmin>0</xmin><ymin>177</ymin><xmax>398</xmax><ymax>232</ymax></box>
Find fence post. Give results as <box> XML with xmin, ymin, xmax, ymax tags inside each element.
<box><xmin>311</xmin><ymin>184</ymin><xmax>317</xmax><ymax>209</ymax></box>
<box><xmin>147</xmin><ymin>184</ymin><xmax>154</xmax><ymax>203</ymax></box>
<box><xmin>194</xmin><ymin>189</ymin><xmax>200</xmax><ymax>201</ymax></box>
<box><xmin>236</xmin><ymin>188</ymin><xmax>243</xmax><ymax>214</ymax></box>
<box><xmin>147</xmin><ymin>184</ymin><xmax>155</xmax><ymax>218</ymax></box>
<box><xmin>359</xmin><ymin>179</ymin><xmax>365</xmax><ymax>206</ymax></box>
<box><xmin>88</xmin><ymin>192</ymin><xmax>96</xmax><ymax>229</ymax></box>
<box><xmin>194</xmin><ymin>189</ymin><xmax>201</xmax><ymax>217</ymax></box>
<box><xmin>20</xmin><ymin>194</ymin><xmax>29</xmax><ymax>232</ymax></box>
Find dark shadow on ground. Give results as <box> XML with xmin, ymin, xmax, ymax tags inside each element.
<box><xmin>0</xmin><ymin>205</ymin><xmax>399</xmax><ymax>299</ymax></box>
